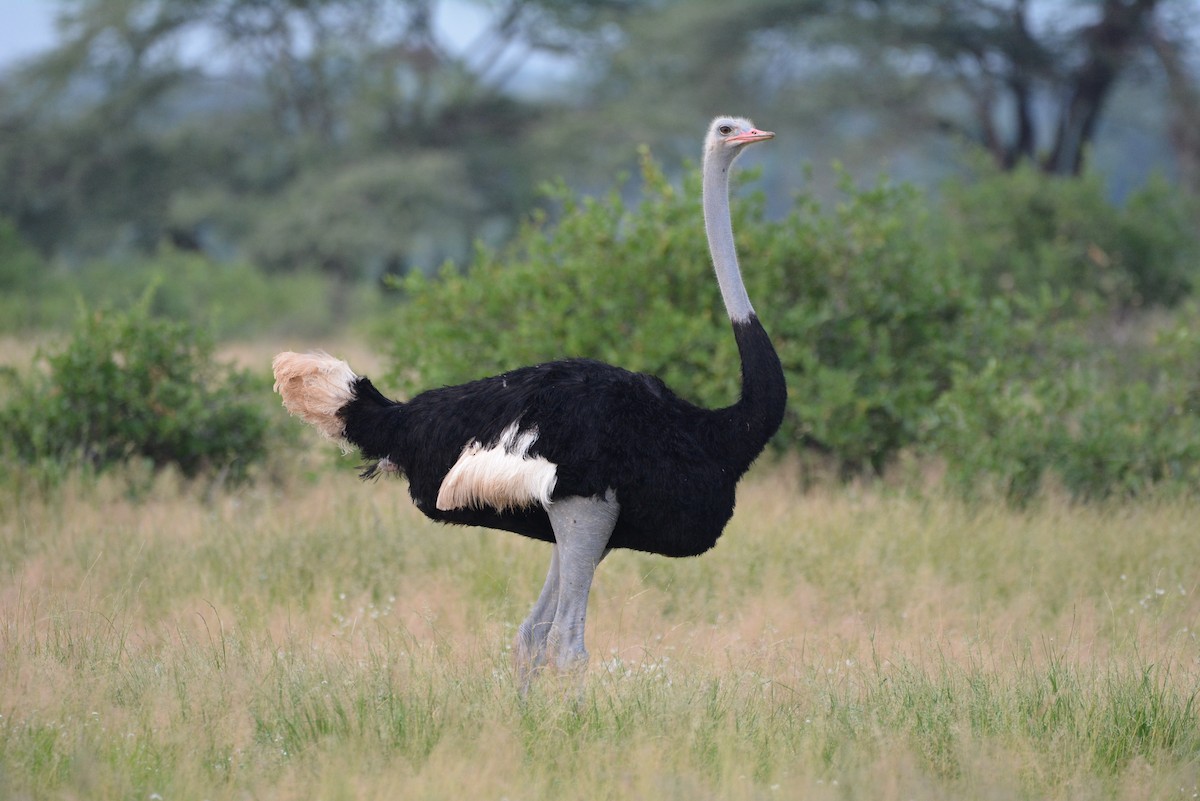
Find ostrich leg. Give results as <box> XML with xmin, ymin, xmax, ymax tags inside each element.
<box><xmin>514</xmin><ymin>544</ymin><xmax>560</xmax><ymax>690</ymax></box>
<box><xmin>544</xmin><ymin>493</ymin><xmax>618</xmax><ymax>673</ymax></box>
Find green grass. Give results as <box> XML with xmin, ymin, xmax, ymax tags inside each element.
<box><xmin>2</xmin><ymin>460</ymin><xmax>1200</xmax><ymax>799</ymax></box>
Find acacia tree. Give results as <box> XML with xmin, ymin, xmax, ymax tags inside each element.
<box><xmin>588</xmin><ymin>0</ymin><xmax>1188</xmax><ymax>177</ymax></box>
<box><xmin>865</xmin><ymin>0</ymin><xmax>1166</xmax><ymax>175</ymax></box>
<box><xmin>0</xmin><ymin>0</ymin><xmax>621</xmax><ymax>271</ymax></box>
<box><xmin>1150</xmin><ymin>7</ymin><xmax>1200</xmax><ymax>194</ymax></box>
<box><xmin>1</xmin><ymin>0</ymin><xmax>1193</xmax><ymax>273</ymax></box>
<box><xmin>0</xmin><ymin>0</ymin><xmax>200</xmax><ymax>256</ymax></box>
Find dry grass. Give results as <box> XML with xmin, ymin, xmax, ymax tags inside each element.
<box><xmin>2</xmin><ymin>459</ymin><xmax>1200</xmax><ymax>800</ymax></box>
<box><xmin>0</xmin><ymin>334</ymin><xmax>57</xmax><ymax>371</ymax></box>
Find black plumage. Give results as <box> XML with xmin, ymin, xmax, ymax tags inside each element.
<box><xmin>342</xmin><ymin>315</ymin><xmax>785</xmax><ymax>558</ymax></box>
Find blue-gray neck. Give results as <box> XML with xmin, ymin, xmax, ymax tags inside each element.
<box><xmin>702</xmin><ymin>151</ymin><xmax>754</xmax><ymax>323</ymax></box>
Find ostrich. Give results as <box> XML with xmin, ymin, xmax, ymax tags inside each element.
<box><xmin>272</xmin><ymin>116</ymin><xmax>786</xmax><ymax>687</ymax></box>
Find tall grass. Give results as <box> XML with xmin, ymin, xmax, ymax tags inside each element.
<box><xmin>2</xmin><ymin>461</ymin><xmax>1199</xmax><ymax>799</ymax></box>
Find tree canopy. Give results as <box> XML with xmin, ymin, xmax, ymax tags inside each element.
<box><xmin>0</xmin><ymin>0</ymin><xmax>1196</xmax><ymax>275</ymax></box>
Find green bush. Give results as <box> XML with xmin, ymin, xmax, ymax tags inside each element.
<box><xmin>0</xmin><ymin>218</ymin><xmax>47</xmax><ymax>331</ymax></box>
<box><xmin>0</xmin><ymin>291</ymin><xmax>272</xmax><ymax>482</ymax></box>
<box><xmin>383</xmin><ymin>150</ymin><xmax>1200</xmax><ymax>498</ymax></box>
<box><xmin>387</xmin><ymin>154</ymin><xmax>975</xmax><ymax>473</ymax></box>
<box><xmin>939</xmin><ymin>163</ymin><xmax>1200</xmax><ymax>311</ymax></box>
<box><xmin>387</xmin><ymin>152</ymin><xmax>742</xmax><ymax>407</ymax></box>
<box><xmin>927</xmin><ymin>162</ymin><xmax>1200</xmax><ymax>501</ymax></box>
<box><xmin>0</xmin><ymin>246</ymin><xmax>380</xmax><ymax>338</ymax></box>
<box><xmin>758</xmin><ymin>172</ymin><xmax>975</xmax><ymax>472</ymax></box>
<box><xmin>929</xmin><ymin>306</ymin><xmax>1200</xmax><ymax>503</ymax></box>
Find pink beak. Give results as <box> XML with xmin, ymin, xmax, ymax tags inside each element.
<box><xmin>727</xmin><ymin>128</ymin><xmax>775</xmax><ymax>145</ymax></box>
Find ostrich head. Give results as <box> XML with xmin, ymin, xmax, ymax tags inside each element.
<box><xmin>705</xmin><ymin>116</ymin><xmax>775</xmax><ymax>165</ymax></box>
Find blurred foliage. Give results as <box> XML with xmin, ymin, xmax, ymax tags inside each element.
<box><xmin>388</xmin><ymin>154</ymin><xmax>973</xmax><ymax>474</ymax></box>
<box><xmin>0</xmin><ymin>290</ymin><xmax>272</xmax><ymax>484</ymax></box>
<box><xmin>0</xmin><ymin>0</ymin><xmax>1196</xmax><ymax>285</ymax></box>
<box><xmin>386</xmin><ymin>150</ymin><xmax>1200</xmax><ymax>500</ymax></box>
<box><xmin>757</xmin><ymin>171</ymin><xmax>972</xmax><ymax>473</ymax></box>
<box><xmin>0</xmin><ymin>217</ymin><xmax>46</xmax><ymax>330</ymax></box>
<box><xmin>239</xmin><ymin>153</ymin><xmax>482</xmax><ymax>281</ymax></box>
<box><xmin>929</xmin><ymin>307</ymin><xmax>1200</xmax><ymax>504</ymax></box>
<box><xmin>0</xmin><ymin>0</ymin><xmax>642</xmax><ymax>284</ymax></box>
<box><xmin>0</xmin><ymin>237</ymin><xmax>385</xmax><ymax>339</ymax></box>
<box><xmin>563</xmin><ymin>0</ymin><xmax>1200</xmax><ymax>184</ymax></box>
<box><xmin>938</xmin><ymin>162</ymin><xmax>1200</xmax><ymax>313</ymax></box>
<box><xmin>388</xmin><ymin>151</ymin><xmax>742</xmax><ymax>401</ymax></box>
<box><xmin>0</xmin><ymin>0</ymin><xmax>1197</xmax><ymax>501</ymax></box>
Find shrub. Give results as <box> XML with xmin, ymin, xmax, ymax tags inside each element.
<box><xmin>0</xmin><ymin>291</ymin><xmax>271</xmax><ymax>482</ymax></box>
<box><xmin>929</xmin><ymin>306</ymin><xmax>1200</xmax><ymax>503</ymax></box>
<box><xmin>0</xmin><ymin>218</ymin><xmax>47</xmax><ymax>331</ymax></box>
<box><xmin>387</xmin><ymin>152</ymin><xmax>741</xmax><ymax>408</ymax></box>
<box><xmin>386</xmin><ymin>154</ymin><xmax>975</xmax><ymax>474</ymax></box>
<box><xmin>757</xmin><ymin>171</ymin><xmax>976</xmax><ymax>472</ymax></box>
<box><xmin>939</xmin><ymin>163</ymin><xmax>1200</xmax><ymax>311</ymax></box>
<box><xmin>0</xmin><ymin>246</ymin><xmax>372</xmax><ymax>338</ymax></box>
<box><xmin>380</xmin><ymin>150</ymin><xmax>1200</xmax><ymax>495</ymax></box>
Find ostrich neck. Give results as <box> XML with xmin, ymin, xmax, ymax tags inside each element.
<box><xmin>702</xmin><ymin>157</ymin><xmax>754</xmax><ymax>323</ymax></box>
<box><xmin>702</xmin><ymin>149</ymin><xmax>787</xmax><ymax>471</ymax></box>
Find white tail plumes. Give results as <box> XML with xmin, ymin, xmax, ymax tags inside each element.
<box><xmin>437</xmin><ymin>423</ymin><xmax>558</xmax><ymax>512</ymax></box>
<box><xmin>272</xmin><ymin>351</ymin><xmax>358</xmax><ymax>446</ymax></box>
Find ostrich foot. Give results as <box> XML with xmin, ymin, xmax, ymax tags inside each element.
<box><xmin>514</xmin><ymin>619</ymin><xmax>552</xmax><ymax>691</ymax></box>
<box><xmin>514</xmin><ymin>493</ymin><xmax>616</xmax><ymax>694</ymax></box>
<box><xmin>515</xmin><ymin>546</ymin><xmax>560</xmax><ymax>694</ymax></box>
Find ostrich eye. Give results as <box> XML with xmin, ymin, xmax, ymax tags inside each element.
<box><xmin>718</xmin><ymin>124</ymin><xmax>733</xmax><ymax>136</ymax></box>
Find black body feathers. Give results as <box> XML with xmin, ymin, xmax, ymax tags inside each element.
<box><xmin>338</xmin><ymin>316</ymin><xmax>785</xmax><ymax>558</ymax></box>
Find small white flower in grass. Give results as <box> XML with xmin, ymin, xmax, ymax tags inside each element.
<box><xmin>150</xmin><ymin>794</ymin><xmax>163</xmax><ymax>801</ymax></box>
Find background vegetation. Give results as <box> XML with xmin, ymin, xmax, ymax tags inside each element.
<box><xmin>0</xmin><ymin>0</ymin><xmax>1197</xmax><ymax>499</ymax></box>
<box><xmin>2</xmin><ymin>1</ymin><xmax>1200</xmax><ymax>798</ymax></box>
<box><xmin>0</xmin><ymin>290</ymin><xmax>274</xmax><ymax>485</ymax></box>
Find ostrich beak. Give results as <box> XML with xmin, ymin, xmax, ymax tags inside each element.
<box><xmin>727</xmin><ymin>128</ymin><xmax>775</xmax><ymax>145</ymax></box>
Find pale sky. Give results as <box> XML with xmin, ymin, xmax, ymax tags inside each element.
<box><xmin>0</xmin><ymin>1</ymin><xmax>570</xmax><ymax>96</ymax></box>
<box><xmin>0</xmin><ymin>2</ymin><xmax>57</xmax><ymax>68</ymax></box>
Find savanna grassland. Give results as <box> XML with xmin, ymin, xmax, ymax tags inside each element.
<box><xmin>3</xmin><ymin>450</ymin><xmax>1200</xmax><ymax>801</ymax></box>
